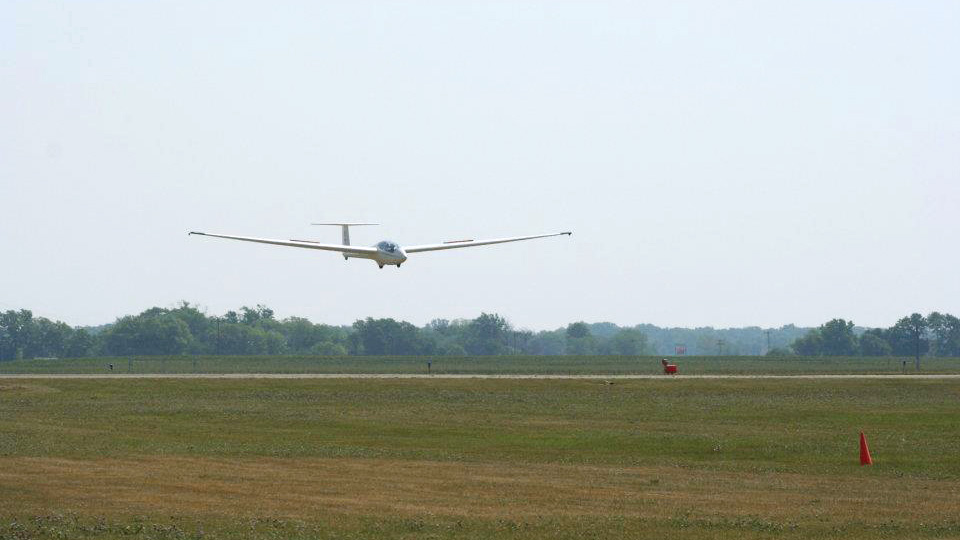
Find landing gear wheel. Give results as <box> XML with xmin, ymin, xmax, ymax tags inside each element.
<box><xmin>378</xmin><ymin>265</ymin><xmax>384</xmax><ymax>269</ymax></box>
<box><xmin>396</xmin><ymin>264</ymin><xmax>401</xmax><ymax>268</ymax></box>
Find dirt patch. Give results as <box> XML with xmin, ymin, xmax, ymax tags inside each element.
<box><xmin>0</xmin><ymin>383</ymin><xmax>59</xmax><ymax>394</ymax></box>
<box><xmin>1</xmin><ymin>456</ymin><xmax>957</xmax><ymax>525</ymax></box>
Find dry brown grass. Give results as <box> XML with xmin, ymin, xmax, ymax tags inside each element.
<box><xmin>3</xmin><ymin>378</ymin><xmax>959</xmax><ymax>538</ymax></box>
<box><xmin>2</xmin><ymin>456</ymin><xmax>957</xmax><ymax>526</ymax></box>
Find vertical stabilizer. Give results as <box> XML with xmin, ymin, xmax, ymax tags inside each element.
<box><xmin>310</xmin><ymin>223</ymin><xmax>379</xmax><ymax>246</ymax></box>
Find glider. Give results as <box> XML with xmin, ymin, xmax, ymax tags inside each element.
<box><xmin>189</xmin><ymin>223</ymin><xmax>572</xmax><ymax>268</ymax></box>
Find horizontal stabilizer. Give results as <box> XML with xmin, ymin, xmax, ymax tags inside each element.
<box><xmin>309</xmin><ymin>223</ymin><xmax>379</xmax><ymax>245</ymax></box>
<box><xmin>310</xmin><ymin>223</ymin><xmax>379</xmax><ymax>226</ymax></box>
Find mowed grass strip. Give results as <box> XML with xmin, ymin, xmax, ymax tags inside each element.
<box><xmin>1</xmin><ymin>379</ymin><xmax>957</xmax><ymax>476</ymax></box>
<box><xmin>1</xmin><ymin>457</ymin><xmax>958</xmax><ymax>525</ymax></box>
<box><xmin>3</xmin><ymin>354</ymin><xmax>960</xmax><ymax>374</ymax></box>
<box><xmin>1</xmin><ymin>378</ymin><xmax>959</xmax><ymax>539</ymax></box>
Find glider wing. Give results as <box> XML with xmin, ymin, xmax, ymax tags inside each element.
<box><xmin>404</xmin><ymin>232</ymin><xmax>571</xmax><ymax>254</ymax></box>
<box><xmin>188</xmin><ymin>232</ymin><xmax>379</xmax><ymax>255</ymax></box>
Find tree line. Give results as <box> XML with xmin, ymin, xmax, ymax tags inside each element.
<box><xmin>2</xmin><ymin>304</ymin><xmax>956</xmax><ymax>361</ymax></box>
<box><xmin>0</xmin><ymin>303</ymin><xmax>654</xmax><ymax>360</ymax></box>
<box><xmin>788</xmin><ymin>313</ymin><xmax>960</xmax><ymax>364</ymax></box>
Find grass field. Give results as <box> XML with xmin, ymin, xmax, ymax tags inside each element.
<box><xmin>1</xmin><ymin>377</ymin><xmax>959</xmax><ymax>539</ymax></box>
<box><xmin>2</xmin><ymin>354</ymin><xmax>959</xmax><ymax>375</ymax></box>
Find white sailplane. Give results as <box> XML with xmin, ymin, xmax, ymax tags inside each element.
<box><xmin>189</xmin><ymin>223</ymin><xmax>572</xmax><ymax>268</ymax></box>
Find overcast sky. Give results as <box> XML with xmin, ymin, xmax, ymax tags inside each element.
<box><xmin>2</xmin><ymin>1</ymin><xmax>957</xmax><ymax>330</ymax></box>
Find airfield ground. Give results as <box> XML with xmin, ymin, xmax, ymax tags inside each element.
<box><xmin>1</xmin><ymin>376</ymin><xmax>959</xmax><ymax>539</ymax></box>
<box><xmin>3</xmin><ymin>354</ymin><xmax>960</xmax><ymax>375</ymax></box>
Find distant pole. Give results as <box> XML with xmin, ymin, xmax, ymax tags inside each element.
<box><xmin>716</xmin><ymin>339</ymin><xmax>724</xmax><ymax>356</ymax></box>
<box><xmin>765</xmin><ymin>330</ymin><xmax>772</xmax><ymax>354</ymax></box>
<box><xmin>216</xmin><ymin>318</ymin><xmax>222</xmax><ymax>355</ymax></box>
<box><xmin>915</xmin><ymin>331</ymin><xmax>921</xmax><ymax>371</ymax></box>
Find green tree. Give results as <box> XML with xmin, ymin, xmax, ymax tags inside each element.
<box><xmin>694</xmin><ymin>332</ymin><xmax>721</xmax><ymax>356</ymax></box>
<box><xmin>65</xmin><ymin>328</ymin><xmax>96</xmax><ymax>357</ymax></box>
<box><xmin>102</xmin><ymin>310</ymin><xmax>193</xmax><ymax>356</ymax></box>
<box><xmin>859</xmin><ymin>330</ymin><xmax>892</xmax><ymax>356</ymax></box>
<box><xmin>28</xmin><ymin>318</ymin><xmax>73</xmax><ymax>358</ymax></box>
<box><xmin>0</xmin><ymin>309</ymin><xmax>34</xmax><ymax>360</ymax></box>
<box><xmin>262</xmin><ymin>329</ymin><xmax>287</xmax><ymax>354</ymax></box>
<box><xmin>465</xmin><ymin>313</ymin><xmax>510</xmax><ymax>355</ymax></box>
<box><xmin>0</xmin><ymin>325</ymin><xmax>9</xmax><ymax>361</ymax></box>
<box><xmin>101</xmin><ymin>316</ymin><xmax>141</xmax><ymax>356</ymax></box>
<box><xmin>565</xmin><ymin>322</ymin><xmax>596</xmax><ymax>355</ymax></box>
<box><xmin>283</xmin><ymin>317</ymin><xmax>324</xmax><ymax>352</ymax></box>
<box><xmin>213</xmin><ymin>324</ymin><xmax>253</xmax><ymax>355</ymax></box>
<box><xmin>138</xmin><ymin>314</ymin><xmax>192</xmax><ymax>355</ymax></box>
<box><xmin>888</xmin><ymin>314</ymin><xmax>928</xmax><ymax>369</ymax></box>
<box><xmin>791</xmin><ymin>330</ymin><xmax>823</xmax><ymax>356</ymax></box>
<box><xmin>353</xmin><ymin>318</ymin><xmax>434</xmax><ymax>355</ymax></box>
<box><xmin>169</xmin><ymin>301</ymin><xmax>211</xmax><ymax>346</ymax></box>
<box><xmin>211</xmin><ymin>324</ymin><xmax>285</xmax><ymax>355</ymax></box>
<box><xmin>427</xmin><ymin>319</ymin><xmax>452</xmax><ymax>335</ymax></box>
<box><xmin>526</xmin><ymin>330</ymin><xmax>565</xmax><ymax>355</ymax></box>
<box><xmin>566</xmin><ymin>322</ymin><xmax>590</xmax><ymax>339</ymax></box>
<box><xmin>605</xmin><ymin>328</ymin><xmax>649</xmax><ymax>355</ymax></box>
<box><xmin>926</xmin><ymin>312</ymin><xmax>960</xmax><ymax>357</ymax></box>
<box><xmin>240</xmin><ymin>305</ymin><xmax>276</xmax><ymax>326</ymax></box>
<box><xmin>819</xmin><ymin>319</ymin><xmax>857</xmax><ymax>356</ymax></box>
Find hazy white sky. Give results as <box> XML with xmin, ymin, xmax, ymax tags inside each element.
<box><xmin>2</xmin><ymin>1</ymin><xmax>957</xmax><ymax>330</ymax></box>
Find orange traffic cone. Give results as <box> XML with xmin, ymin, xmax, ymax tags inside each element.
<box><xmin>859</xmin><ymin>431</ymin><xmax>873</xmax><ymax>466</ymax></box>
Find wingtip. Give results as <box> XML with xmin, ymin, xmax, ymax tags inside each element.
<box><xmin>563</xmin><ymin>231</ymin><xmax>572</xmax><ymax>236</ymax></box>
<box><xmin>188</xmin><ymin>231</ymin><xmax>203</xmax><ymax>236</ymax></box>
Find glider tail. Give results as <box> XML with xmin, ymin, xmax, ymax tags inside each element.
<box><xmin>310</xmin><ymin>223</ymin><xmax>379</xmax><ymax>246</ymax></box>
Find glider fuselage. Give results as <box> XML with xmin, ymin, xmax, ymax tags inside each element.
<box><xmin>345</xmin><ymin>240</ymin><xmax>408</xmax><ymax>267</ymax></box>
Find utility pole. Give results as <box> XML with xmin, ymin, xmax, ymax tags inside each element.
<box><xmin>765</xmin><ymin>330</ymin><xmax>772</xmax><ymax>354</ymax></box>
<box><xmin>915</xmin><ymin>332</ymin><xmax>921</xmax><ymax>371</ymax></box>
<box><xmin>717</xmin><ymin>339</ymin><xmax>725</xmax><ymax>356</ymax></box>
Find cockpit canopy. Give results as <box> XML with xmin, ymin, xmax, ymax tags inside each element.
<box><xmin>376</xmin><ymin>241</ymin><xmax>400</xmax><ymax>254</ymax></box>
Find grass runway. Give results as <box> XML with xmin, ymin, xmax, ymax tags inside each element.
<box><xmin>1</xmin><ymin>377</ymin><xmax>959</xmax><ymax>539</ymax></box>
<box><xmin>3</xmin><ymin>354</ymin><xmax>960</xmax><ymax>375</ymax></box>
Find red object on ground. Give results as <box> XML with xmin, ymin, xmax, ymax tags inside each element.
<box><xmin>661</xmin><ymin>359</ymin><xmax>678</xmax><ymax>374</ymax></box>
<box><xmin>860</xmin><ymin>431</ymin><xmax>873</xmax><ymax>465</ymax></box>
